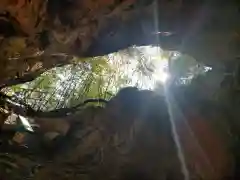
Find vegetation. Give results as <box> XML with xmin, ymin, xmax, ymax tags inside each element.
<box><xmin>1</xmin><ymin>46</ymin><xmax>209</xmax><ymax>112</ymax></box>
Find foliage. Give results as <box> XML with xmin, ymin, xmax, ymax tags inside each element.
<box><xmin>2</xmin><ymin>46</ymin><xmax>174</xmax><ymax>111</ymax></box>
<box><xmin>1</xmin><ymin>45</ymin><xmax>212</xmax><ymax>113</ymax></box>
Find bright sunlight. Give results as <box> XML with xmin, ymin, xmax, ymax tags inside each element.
<box><xmin>3</xmin><ymin>45</ymin><xmax>209</xmax><ymax>111</ymax></box>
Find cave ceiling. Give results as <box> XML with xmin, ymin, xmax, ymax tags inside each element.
<box><xmin>0</xmin><ymin>0</ymin><xmax>239</xmax><ymax>83</ymax></box>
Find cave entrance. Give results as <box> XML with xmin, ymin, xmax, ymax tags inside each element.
<box><xmin>1</xmin><ymin>45</ymin><xmax>209</xmax><ymax>112</ymax></box>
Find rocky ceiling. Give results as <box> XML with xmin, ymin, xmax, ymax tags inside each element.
<box><xmin>0</xmin><ymin>0</ymin><xmax>239</xmax><ymax>85</ymax></box>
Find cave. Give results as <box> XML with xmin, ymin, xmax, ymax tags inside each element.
<box><xmin>0</xmin><ymin>0</ymin><xmax>240</xmax><ymax>180</ymax></box>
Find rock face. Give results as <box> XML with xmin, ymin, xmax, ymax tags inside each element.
<box><xmin>86</xmin><ymin>1</ymin><xmax>240</xmax><ymax>66</ymax></box>
<box><xmin>0</xmin><ymin>0</ymin><xmax>239</xmax><ymax>84</ymax></box>
<box><xmin>28</xmin><ymin>87</ymin><xmax>231</xmax><ymax>180</ymax></box>
<box><xmin>32</xmin><ymin>88</ymin><xmax>182</xmax><ymax>180</ymax></box>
